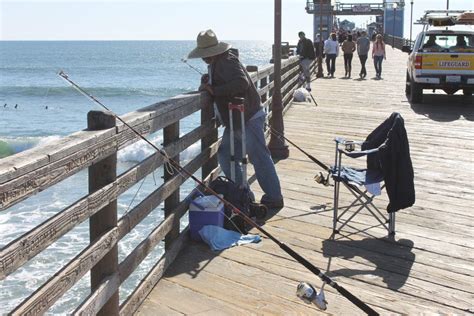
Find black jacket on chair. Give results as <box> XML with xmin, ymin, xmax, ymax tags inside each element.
<box><xmin>362</xmin><ymin>112</ymin><xmax>415</xmax><ymax>212</ymax></box>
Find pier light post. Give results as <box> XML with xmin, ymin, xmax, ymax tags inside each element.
<box><xmin>410</xmin><ymin>0</ymin><xmax>414</xmax><ymax>45</ymax></box>
<box><xmin>392</xmin><ymin>3</ymin><xmax>398</xmax><ymax>48</ymax></box>
<box><xmin>268</xmin><ymin>0</ymin><xmax>289</xmax><ymax>159</ymax></box>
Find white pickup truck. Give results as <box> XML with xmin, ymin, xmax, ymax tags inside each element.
<box><xmin>402</xmin><ymin>11</ymin><xmax>474</xmax><ymax>103</ymax></box>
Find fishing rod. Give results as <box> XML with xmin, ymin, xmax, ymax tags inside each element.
<box><xmin>58</xmin><ymin>70</ymin><xmax>378</xmax><ymax>316</ymax></box>
<box><xmin>267</xmin><ymin>124</ymin><xmax>329</xmax><ymax>172</ymax></box>
<box><xmin>267</xmin><ymin>125</ymin><xmax>331</xmax><ymax>185</ymax></box>
<box><xmin>181</xmin><ymin>58</ymin><xmax>204</xmax><ymax>75</ymax></box>
<box><xmin>308</xmin><ymin>92</ymin><xmax>319</xmax><ymax>107</ymax></box>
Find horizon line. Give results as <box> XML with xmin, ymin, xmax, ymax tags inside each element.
<box><xmin>0</xmin><ymin>39</ymin><xmax>273</xmax><ymax>42</ymax></box>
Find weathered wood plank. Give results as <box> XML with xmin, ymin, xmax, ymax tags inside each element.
<box><xmin>73</xmin><ymin>273</ymin><xmax>120</xmax><ymax>316</ymax></box>
<box><xmin>117</xmin><ymin>141</ymin><xmax>219</xmax><ymax>240</ymax></box>
<box><xmin>0</xmin><ymin>129</ymin><xmax>115</xmax><ymax>185</ymax></box>
<box><xmin>261</xmin><ymin>215</ymin><xmax>474</xmax><ymax>293</ymax></box>
<box><xmin>0</xmin><ymin>135</ymin><xmax>118</xmax><ymax>210</ymax></box>
<box><xmin>136</xmin><ymin>279</ymin><xmax>245</xmax><ymax>315</ymax></box>
<box><xmin>0</xmin><ymin>124</ymin><xmax>215</xmax><ymax>280</ymax></box>
<box><xmin>119</xmin><ymin>228</ymin><xmax>189</xmax><ymax>316</ymax></box>
<box><xmin>0</xmin><ymin>92</ymin><xmax>211</xmax><ymax>208</ymax></box>
<box><xmin>74</xmin><ymin>187</ymin><xmax>201</xmax><ymax>315</ymax></box>
<box><xmin>11</xmin><ymin>228</ymin><xmax>119</xmax><ymax>315</ymax></box>
<box><xmin>119</xmin><ymin>200</ymin><xmax>189</xmax><ymax>283</ymax></box>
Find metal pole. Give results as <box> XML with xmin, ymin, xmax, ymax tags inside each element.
<box><xmin>392</xmin><ymin>7</ymin><xmax>396</xmax><ymax>47</ymax></box>
<box><xmin>316</xmin><ymin>0</ymin><xmax>324</xmax><ymax>77</ymax></box>
<box><xmin>410</xmin><ymin>0</ymin><xmax>413</xmax><ymax>45</ymax></box>
<box><xmin>446</xmin><ymin>0</ymin><xmax>449</xmax><ymax>30</ymax></box>
<box><xmin>268</xmin><ymin>0</ymin><xmax>289</xmax><ymax>159</ymax></box>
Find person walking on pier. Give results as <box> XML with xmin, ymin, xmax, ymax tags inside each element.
<box><xmin>372</xmin><ymin>34</ymin><xmax>386</xmax><ymax>79</ymax></box>
<box><xmin>314</xmin><ymin>33</ymin><xmax>323</xmax><ymax>59</ymax></box>
<box><xmin>356</xmin><ymin>31</ymin><xmax>371</xmax><ymax>79</ymax></box>
<box><xmin>341</xmin><ymin>34</ymin><xmax>356</xmax><ymax>78</ymax></box>
<box><xmin>324</xmin><ymin>33</ymin><xmax>339</xmax><ymax>78</ymax></box>
<box><xmin>188</xmin><ymin>29</ymin><xmax>284</xmax><ymax>210</ymax></box>
<box><xmin>296</xmin><ymin>31</ymin><xmax>316</xmax><ymax>91</ymax></box>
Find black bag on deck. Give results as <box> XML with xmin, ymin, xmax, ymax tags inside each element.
<box><xmin>208</xmin><ymin>176</ymin><xmax>252</xmax><ymax>234</ymax></box>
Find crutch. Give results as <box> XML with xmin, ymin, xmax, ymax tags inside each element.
<box><xmin>228</xmin><ymin>97</ymin><xmax>246</xmax><ymax>186</ymax></box>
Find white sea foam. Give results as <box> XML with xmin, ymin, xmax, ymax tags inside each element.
<box><xmin>118</xmin><ymin>134</ymin><xmax>162</xmax><ymax>162</ymax></box>
<box><xmin>117</xmin><ymin>133</ymin><xmax>201</xmax><ymax>164</ymax></box>
<box><xmin>0</xmin><ymin>135</ymin><xmax>62</xmax><ymax>155</ymax></box>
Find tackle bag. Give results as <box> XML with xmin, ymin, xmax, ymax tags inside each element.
<box><xmin>207</xmin><ymin>176</ymin><xmax>267</xmax><ymax>234</ymax></box>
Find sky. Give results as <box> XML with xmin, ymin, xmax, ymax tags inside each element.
<box><xmin>0</xmin><ymin>0</ymin><xmax>473</xmax><ymax>42</ymax></box>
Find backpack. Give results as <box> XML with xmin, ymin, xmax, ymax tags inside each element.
<box><xmin>208</xmin><ymin>176</ymin><xmax>252</xmax><ymax>234</ymax></box>
<box><xmin>205</xmin><ymin>176</ymin><xmax>268</xmax><ymax>233</ymax></box>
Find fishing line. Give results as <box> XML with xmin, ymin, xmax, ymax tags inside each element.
<box><xmin>58</xmin><ymin>70</ymin><xmax>378</xmax><ymax>315</ymax></box>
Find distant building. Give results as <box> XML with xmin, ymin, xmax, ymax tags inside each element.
<box><xmin>339</xmin><ymin>19</ymin><xmax>355</xmax><ymax>31</ymax></box>
<box><xmin>384</xmin><ymin>4</ymin><xmax>404</xmax><ymax>38</ymax></box>
<box><xmin>368</xmin><ymin>22</ymin><xmax>380</xmax><ymax>37</ymax></box>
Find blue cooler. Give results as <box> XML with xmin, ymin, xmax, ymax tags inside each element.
<box><xmin>189</xmin><ymin>195</ymin><xmax>225</xmax><ymax>241</ymax></box>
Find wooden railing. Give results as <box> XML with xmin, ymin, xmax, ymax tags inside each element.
<box><xmin>0</xmin><ymin>56</ymin><xmax>303</xmax><ymax>315</ymax></box>
<box><xmin>384</xmin><ymin>34</ymin><xmax>415</xmax><ymax>50</ymax></box>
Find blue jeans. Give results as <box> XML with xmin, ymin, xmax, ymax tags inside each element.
<box><xmin>325</xmin><ymin>54</ymin><xmax>337</xmax><ymax>75</ymax></box>
<box><xmin>374</xmin><ymin>56</ymin><xmax>383</xmax><ymax>76</ymax></box>
<box><xmin>218</xmin><ymin>111</ymin><xmax>283</xmax><ymax>203</ymax></box>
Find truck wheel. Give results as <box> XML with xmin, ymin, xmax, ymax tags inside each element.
<box><xmin>410</xmin><ymin>81</ymin><xmax>423</xmax><ymax>103</ymax></box>
<box><xmin>463</xmin><ymin>89</ymin><xmax>473</xmax><ymax>97</ymax></box>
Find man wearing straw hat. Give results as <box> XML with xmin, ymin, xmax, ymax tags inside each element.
<box><xmin>188</xmin><ymin>29</ymin><xmax>284</xmax><ymax>210</ymax></box>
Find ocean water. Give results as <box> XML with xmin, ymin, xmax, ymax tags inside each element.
<box><xmin>0</xmin><ymin>40</ymin><xmax>271</xmax><ymax>314</ymax></box>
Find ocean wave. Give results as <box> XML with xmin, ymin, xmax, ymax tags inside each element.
<box><xmin>0</xmin><ymin>135</ymin><xmax>62</xmax><ymax>157</ymax></box>
<box><xmin>1</xmin><ymin>133</ymin><xmax>201</xmax><ymax>163</ymax></box>
<box><xmin>0</xmin><ymin>86</ymin><xmax>193</xmax><ymax>98</ymax></box>
<box><xmin>117</xmin><ymin>135</ymin><xmax>201</xmax><ymax>164</ymax></box>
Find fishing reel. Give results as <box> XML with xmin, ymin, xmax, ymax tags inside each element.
<box><xmin>296</xmin><ymin>282</ymin><xmax>328</xmax><ymax>310</ymax></box>
<box><xmin>345</xmin><ymin>142</ymin><xmax>356</xmax><ymax>152</ymax></box>
<box><xmin>314</xmin><ymin>172</ymin><xmax>331</xmax><ymax>186</ymax></box>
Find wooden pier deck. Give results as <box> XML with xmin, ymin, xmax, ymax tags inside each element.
<box><xmin>137</xmin><ymin>49</ymin><xmax>474</xmax><ymax>315</ymax></box>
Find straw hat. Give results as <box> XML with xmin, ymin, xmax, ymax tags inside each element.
<box><xmin>187</xmin><ymin>29</ymin><xmax>231</xmax><ymax>59</ymax></box>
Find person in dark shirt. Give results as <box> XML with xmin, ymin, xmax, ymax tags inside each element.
<box><xmin>422</xmin><ymin>35</ymin><xmax>441</xmax><ymax>52</ymax></box>
<box><xmin>188</xmin><ymin>29</ymin><xmax>284</xmax><ymax>209</ymax></box>
<box><xmin>296</xmin><ymin>31</ymin><xmax>316</xmax><ymax>91</ymax></box>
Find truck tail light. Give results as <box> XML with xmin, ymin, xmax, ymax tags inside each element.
<box><xmin>414</xmin><ymin>55</ymin><xmax>423</xmax><ymax>69</ymax></box>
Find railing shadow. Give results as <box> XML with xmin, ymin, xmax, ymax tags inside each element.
<box><xmin>164</xmin><ymin>241</ymin><xmax>222</xmax><ymax>279</ymax></box>
<box><xmin>408</xmin><ymin>94</ymin><xmax>474</xmax><ymax>122</ymax></box>
<box><xmin>322</xmin><ymin>237</ymin><xmax>415</xmax><ymax>291</ymax></box>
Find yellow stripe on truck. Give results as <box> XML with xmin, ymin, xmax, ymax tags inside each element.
<box><xmin>421</xmin><ymin>54</ymin><xmax>474</xmax><ymax>71</ymax></box>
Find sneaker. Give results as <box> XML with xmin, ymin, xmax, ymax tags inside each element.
<box><xmin>260</xmin><ymin>198</ymin><xmax>284</xmax><ymax>209</ymax></box>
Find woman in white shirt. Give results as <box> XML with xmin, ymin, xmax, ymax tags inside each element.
<box><xmin>324</xmin><ymin>33</ymin><xmax>339</xmax><ymax>78</ymax></box>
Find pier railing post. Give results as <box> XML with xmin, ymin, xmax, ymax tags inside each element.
<box><xmin>163</xmin><ymin>121</ymin><xmax>180</xmax><ymax>249</ymax></box>
<box><xmin>260</xmin><ymin>75</ymin><xmax>268</xmax><ymax>104</ymax></box>
<box><xmin>88</xmin><ymin>110</ymin><xmax>119</xmax><ymax>316</ymax></box>
<box><xmin>268</xmin><ymin>0</ymin><xmax>289</xmax><ymax>159</ymax></box>
<box><xmin>201</xmin><ymin>95</ymin><xmax>218</xmax><ymax>180</ymax></box>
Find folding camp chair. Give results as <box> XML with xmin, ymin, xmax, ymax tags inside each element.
<box><xmin>330</xmin><ymin>113</ymin><xmax>415</xmax><ymax>238</ymax></box>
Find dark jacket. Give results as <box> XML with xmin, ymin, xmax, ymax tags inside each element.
<box><xmin>297</xmin><ymin>38</ymin><xmax>316</xmax><ymax>60</ymax></box>
<box><xmin>210</xmin><ymin>50</ymin><xmax>262</xmax><ymax>127</ymax></box>
<box><xmin>362</xmin><ymin>112</ymin><xmax>415</xmax><ymax>212</ymax></box>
